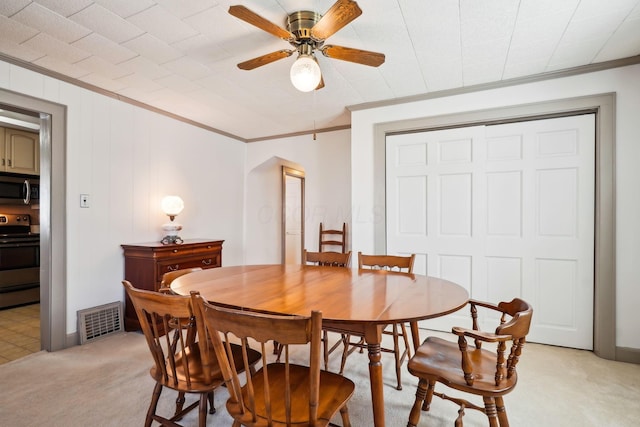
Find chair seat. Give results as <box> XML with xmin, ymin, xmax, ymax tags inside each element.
<box><xmin>228</xmin><ymin>363</ymin><xmax>355</xmax><ymax>426</ymax></box>
<box><xmin>151</xmin><ymin>341</ymin><xmax>261</xmax><ymax>393</ymax></box>
<box><xmin>407</xmin><ymin>336</ymin><xmax>518</xmax><ymax>396</ymax></box>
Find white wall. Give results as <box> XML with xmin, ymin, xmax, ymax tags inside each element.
<box><xmin>351</xmin><ymin>64</ymin><xmax>640</xmax><ymax>350</ymax></box>
<box><xmin>0</xmin><ymin>59</ymin><xmax>352</xmax><ymax>337</ymax></box>
<box><xmin>0</xmin><ymin>60</ymin><xmax>246</xmax><ymax>334</ymax></box>
<box><xmin>244</xmin><ymin>130</ymin><xmax>352</xmax><ymax>264</ymax></box>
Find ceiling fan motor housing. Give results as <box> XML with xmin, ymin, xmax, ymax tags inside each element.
<box><xmin>287</xmin><ymin>11</ymin><xmax>321</xmax><ymax>41</ymax></box>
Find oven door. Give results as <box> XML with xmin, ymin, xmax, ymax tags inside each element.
<box><xmin>0</xmin><ymin>240</ymin><xmax>40</xmax><ymax>308</ymax></box>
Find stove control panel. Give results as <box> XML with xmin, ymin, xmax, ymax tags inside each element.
<box><xmin>0</xmin><ymin>214</ymin><xmax>31</xmax><ymax>226</ymax></box>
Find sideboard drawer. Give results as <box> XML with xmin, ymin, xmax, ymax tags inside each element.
<box><xmin>157</xmin><ymin>254</ymin><xmax>221</xmax><ymax>277</ymax></box>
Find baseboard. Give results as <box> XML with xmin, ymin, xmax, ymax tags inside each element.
<box><xmin>616</xmin><ymin>346</ymin><xmax>640</xmax><ymax>365</ymax></box>
<box><xmin>65</xmin><ymin>331</ymin><xmax>79</xmax><ymax>348</ymax></box>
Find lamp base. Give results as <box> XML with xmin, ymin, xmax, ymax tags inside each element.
<box><xmin>161</xmin><ymin>235</ymin><xmax>183</xmax><ymax>245</ymax></box>
<box><xmin>161</xmin><ymin>221</ymin><xmax>183</xmax><ymax>245</ymax></box>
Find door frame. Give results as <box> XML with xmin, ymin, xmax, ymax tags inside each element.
<box><xmin>0</xmin><ymin>87</ymin><xmax>67</xmax><ymax>352</ymax></box>
<box><xmin>373</xmin><ymin>93</ymin><xmax>616</xmax><ymax>361</ymax></box>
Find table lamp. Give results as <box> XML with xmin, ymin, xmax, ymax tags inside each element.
<box><xmin>160</xmin><ymin>195</ymin><xmax>184</xmax><ymax>245</ymax></box>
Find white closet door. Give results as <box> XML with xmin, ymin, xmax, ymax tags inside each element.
<box><xmin>386</xmin><ymin>114</ymin><xmax>595</xmax><ymax>349</ymax></box>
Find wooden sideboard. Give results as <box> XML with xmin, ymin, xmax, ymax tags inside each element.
<box><xmin>121</xmin><ymin>239</ymin><xmax>224</xmax><ymax>331</ymax></box>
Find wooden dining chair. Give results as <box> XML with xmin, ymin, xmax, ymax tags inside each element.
<box><xmin>406</xmin><ymin>298</ymin><xmax>533</xmax><ymax>427</ymax></box>
<box><xmin>301</xmin><ymin>249</ymin><xmax>352</xmax><ymax>370</ymax></box>
<box><xmin>159</xmin><ymin>267</ymin><xmax>203</xmax><ymax>293</ymax></box>
<box><xmin>158</xmin><ymin>267</ymin><xmax>205</xmax><ymax>339</ymax></box>
<box><xmin>303</xmin><ymin>249</ymin><xmax>352</xmax><ymax>267</ymax></box>
<box><xmin>319</xmin><ymin>222</ymin><xmax>347</xmax><ymax>253</ymax></box>
<box><xmin>358</xmin><ymin>252</ymin><xmax>418</xmax><ymax>351</ymax></box>
<box><xmin>192</xmin><ymin>293</ymin><xmax>356</xmax><ymax>427</ymax></box>
<box><xmin>357</xmin><ymin>252</ymin><xmax>415</xmax><ymax>272</ymax></box>
<box><xmin>123</xmin><ymin>280</ymin><xmax>261</xmax><ymax>427</ymax></box>
<box><xmin>273</xmin><ymin>249</ymin><xmax>350</xmax><ymax>364</ymax></box>
<box><xmin>338</xmin><ymin>252</ymin><xmax>416</xmax><ymax>390</ymax></box>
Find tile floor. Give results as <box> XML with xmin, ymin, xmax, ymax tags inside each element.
<box><xmin>0</xmin><ymin>303</ymin><xmax>40</xmax><ymax>365</ymax></box>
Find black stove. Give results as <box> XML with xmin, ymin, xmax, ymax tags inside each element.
<box><xmin>0</xmin><ymin>213</ymin><xmax>40</xmax><ymax>309</ymax></box>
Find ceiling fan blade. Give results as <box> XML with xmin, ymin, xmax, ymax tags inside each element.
<box><xmin>321</xmin><ymin>45</ymin><xmax>385</xmax><ymax>67</ymax></box>
<box><xmin>313</xmin><ymin>56</ymin><xmax>325</xmax><ymax>90</ymax></box>
<box><xmin>237</xmin><ymin>50</ymin><xmax>295</xmax><ymax>70</ymax></box>
<box><xmin>229</xmin><ymin>5</ymin><xmax>294</xmax><ymax>41</ymax></box>
<box><xmin>311</xmin><ymin>0</ymin><xmax>362</xmax><ymax>40</ymax></box>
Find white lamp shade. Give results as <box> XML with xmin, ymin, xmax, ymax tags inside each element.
<box><xmin>290</xmin><ymin>55</ymin><xmax>321</xmax><ymax>92</ymax></box>
<box><xmin>161</xmin><ymin>195</ymin><xmax>184</xmax><ymax>216</ymax></box>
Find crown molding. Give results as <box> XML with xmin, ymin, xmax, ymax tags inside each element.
<box><xmin>348</xmin><ymin>55</ymin><xmax>640</xmax><ymax>112</ymax></box>
<box><xmin>3</xmin><ymin>53</ymin><xmax>638</xmax><ymax>142</ymax></box>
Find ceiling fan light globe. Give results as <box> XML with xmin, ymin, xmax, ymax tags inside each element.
<box><xmin>290</xmin><ymin>55</ymin><xmax>322</xmax><ymax>92</ymax></box>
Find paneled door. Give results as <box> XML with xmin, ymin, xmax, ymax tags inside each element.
<box><xmin>386</xmin><ymin>114</ymin><xmax>595</xmax><ymax>350</ymax></box>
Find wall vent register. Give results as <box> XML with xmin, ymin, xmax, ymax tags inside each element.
<box><xmin>77</xmin><ymin>301</ymin><xmax>123</xmax><ymax>344</ymax></box>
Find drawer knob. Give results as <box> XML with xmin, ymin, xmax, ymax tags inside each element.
<box><xmin>172</xmin><ymin>249</ymin><xmax>178</xmax><ymax>253</ymax></box>
<box><xmin>167</xmin><ymin>264</ymin><xmax>180</xmax><ymax>271</ymax></box>
<box><xmin>202</xmin><ymin>258</ymin><xmax>212</xmax><ymax>266</ymax></box>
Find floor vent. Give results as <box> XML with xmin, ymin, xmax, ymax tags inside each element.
<box><xmin>77</xmin><ymin>301</ymin><xmax>124</xmax><ymax>344</ymax></box>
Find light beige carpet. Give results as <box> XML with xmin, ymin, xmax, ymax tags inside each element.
<box><xmin>0</xmin><ymin>330</ymin><xmax>638</xmax><ymax>426</ymax></box>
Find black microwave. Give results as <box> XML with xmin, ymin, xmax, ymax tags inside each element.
<box><xmin>0</xmin><ymin>175</ymin><xmax>39</xmax><ymax>205</ymax></box>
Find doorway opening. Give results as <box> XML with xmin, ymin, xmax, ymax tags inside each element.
<box><xmin>282</xmin><ymin>166</ymin><xmax>305</xmax><ymax>264</ymax></box>
<box><xmin>0</xmin><ymin>88</ymin><xmax>67</xmax><ymax>353</ymax></box>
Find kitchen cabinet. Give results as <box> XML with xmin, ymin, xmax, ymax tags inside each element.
<box><xmin>1</xmin><ymin>127</ymin><xmax>40</xmax><ymax>176</ymax></box>
<box><xmin>121</xmin><ymin>239</ymin><xmax>224</xmax><ymax>331</ymax></box>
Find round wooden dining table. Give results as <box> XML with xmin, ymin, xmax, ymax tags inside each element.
<box><xmin>171</xmin><ymin>264</ymin><xmax>469</xmax><ymax>427</ymax></box>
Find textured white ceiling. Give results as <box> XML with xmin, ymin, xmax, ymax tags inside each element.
<box><xmin>1</xmin><ymin>0</ymin><xmax>639</xmax><ymax>141</ymax></box>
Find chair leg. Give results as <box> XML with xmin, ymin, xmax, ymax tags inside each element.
<box><xmin>407</xmin><ymin>378</ymin><xmax>428</xmax><ymax>427</ymax></box>
<box><xmin>401</xmin><ymin>322</ymin><xmax>412</xmax><ymax>359</ymax></box>
<box><xmin>175</xmin><ymin>391</ymin><xmax>186</xmax><ymax>418</ymax></box>
<box><xmin>199</xmin><ymin>392</ymin><xmax>208</xmax><ymax>427</ymax></box>
<box><xmin>274</xmin><ymin>340</ymin><xmax>283</xmax><ymax>362</ymax></box>
<box><xmin>339</xmin><ymin>334</ymin><xmax>350</xmax><ymax>375</ymax></box>
<box><xmin>421</xmin><ymin>379</ymin><xmax>436</xmax><ymax>411</ymax></box>
<box><xmin>145</xmin><ymin>382</ymin><xmax>163</xmax><ymax>427</ymax></box>
<box><xmin>455</xmin><ymin>404</ymin><xmax>465</xmax><ymax>427</ymax></box>
<box><xmin>273</xmin><ymin>340</ymin><xmax>281</xmax><ymax>360</ymax></box>
<box><xmin>392</xmin><ymin>324</ymin><xmax>403</xmax><ymax>390</ymax></box>
<box><xmin>495</xmin><ymin>396</ymin><xmax>509</xmax><ymax>427</ymax></box>
<box><xmin>323</xmin><ymin>330</ymin><xmax>329</xmax><ymax>370</ymax></box>
<box><xmin>208</xmin><ymin>391</ymin><xmax>216</xmax><ymax>414</ymax></box>
<box><xmin>409</xmin><ymin>321</ymin><xmax>420</xmax><ymax>355</ymax></box>
<box><xmin>483</xmin><ymin>396</ymin><xmax>500</xmax><ymax>427</ymax></box>
<box><xmin>340</xmin><ymin>404</ymin><xmax>351</xmax><ymax>427</ymax></box>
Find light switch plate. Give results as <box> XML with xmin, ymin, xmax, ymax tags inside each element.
<box><xmin>80</xmin><ymin>194</ymin><xmax>90</xmax><ymax>208</ymax></box>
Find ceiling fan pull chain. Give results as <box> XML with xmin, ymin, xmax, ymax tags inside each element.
<box><xmin>313</xmin><ymin>90</ymin><xmax>317</xmax><ymax>140</ymax></box>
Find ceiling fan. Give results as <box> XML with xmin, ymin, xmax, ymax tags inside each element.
<box><xmin>229</xmin><ymin>0</ymin><xmax>385</xmax><ymax>92</ymax></box>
